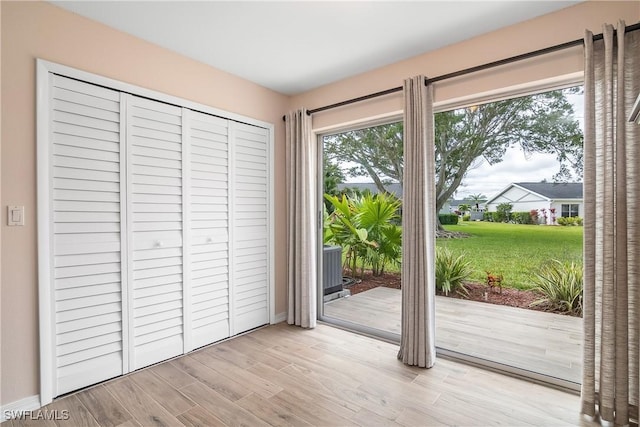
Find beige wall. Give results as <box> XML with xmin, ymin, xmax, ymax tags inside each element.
<box><xmin>291</xmin><ymin>1</ymin><xmax>640</xmax><ymax>130</ymax></box>
<box><xmin>1</xmin><ymin>1</ymin><xmax>289</xmax><ymax>405</ymax></box>
<box><xmin>1</xmin><ymin>0</ymin><xmax>639</xmax><ymax>408</ymax></box>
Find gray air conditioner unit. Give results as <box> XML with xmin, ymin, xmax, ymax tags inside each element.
<box><xmin>323</xmin><ymin>245</ymin><xmax>343</xmax><ymax>295</ymax></box>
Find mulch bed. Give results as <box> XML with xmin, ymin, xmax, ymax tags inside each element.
<box><xmin>344</xmin><ymin>272</ymin><xmax>402</xmax><ymax>295</ymax></box>
<box><xmin>343</xmin><ymin>271</ymin><xmax>579</xmax><ymax>316</ymax></box>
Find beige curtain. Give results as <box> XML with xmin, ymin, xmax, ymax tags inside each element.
<box><xmin>582</xmin><ymin>22</ymin><xmax>639</xmax><ymax>424</ymax></box>
<box><xmin>285</xmin><ymin>110</ymin><xmax>317</xmax><ymax>328</ymax></box>
<box><xmin>397</xmin><ymin>76</ymin><xmax>436</xmax><ymax>367</ymax></box>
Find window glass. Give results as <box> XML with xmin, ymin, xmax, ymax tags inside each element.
<box><xmin>562</xmin><ymin>204</ymin><xmax>579</xmax><ymax>217</ymax></box>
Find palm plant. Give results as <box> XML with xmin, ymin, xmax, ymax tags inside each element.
<box><xmin>356</xmin><ymin>193</ymin><xmax>402</xmax><ymax>275</ymax></box>
<box><xmin>324</xmin><ymin>194</ymin><xmax>375</xmax><ymax>277</ymax></box>
<box><xmin>469</xmin><ymin>193</ymin><xmax>486</xmax><ymax>205</ymax></box>
<box><xmin>324</xmin><ymin>192</ymin><xmax>402</xmax><ymax>277</ymax></box>
<box><xmin>458</xmin><ymin>203</ymin><xmax>471</xmax><ymax>215</ymax></box>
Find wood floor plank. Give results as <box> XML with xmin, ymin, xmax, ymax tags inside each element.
<box><xmin>75</xmin><ymin>385</ymin><xmax>132</xmax><ymax>427</ymax></box>
<box><xmin>280</xmin><ymin>361</ymin><xmax>401</xmax><ymax>421</ymax></box>
<box><xmin>396</xmin><ymin>406</ymin><xmax>454</xmax><ymax>427</ymax></box>
<box><xmin>104</xmin><ymin>377</ymin><xmax>183</xmax><ymax>427</ymax></box>
<box><xmin>311</xmin><ymin>341</ymin><xmax>421</xmax><ymax>383</ymax></box>
<box><xmin>180</xmin><ymin>382</ymin><xmax>270</xmax><ymax>427</ymax></box>
<box><xmin>5</xmin><ymin>415</ymin><xmax>56</xmax><ymax>427</ymax></box>
<box><xmin>149</xmin><ymin>361</ymin><xmax>196</xmax><ymax>389</ymax></box>
<box><xmin>175</xmin><ymin>406</ymin><xmax>226</xmax><ymax>427</ymax></box>
<box><xmin>190</xmin><ymin>348</ymin><xmax>283</xmax><ymax>398</ymax></box>
<box><xmin>247</xmin><ymin>362</ymin><xmax>360</xmax><ymax>419</ymax></box>
<box><xmin>202</xmin><ymin>341</ymin><xmax>258</xmax><ymax>369</ymax></box>
<box><xmin>6</xmin><ymin>419</ymin><xmax>55</xmax><ymax>427</ymax></box>
<box><xmin>170</xmin><ymin>355</ymin><xmax>251</xmax><ymax>401</ymax></box>
<box><xmin>113</xmin><ymin>420</ymin><xmax>141</xmax><ymax>427</ymax></box>
<box><xmin>235</xmin><ymin>392</ymin><xmax>313</xmax><ymax>427</ymax></box>
<box><xmin>221</xmin><ymin>336</ymin><xmax>291</xmax><ymax>370</ymax></box>
<box><xmin>127</xmin><ymin>368</ymin><xmax>196</xmax><ymax>415</ymax></box>
<box><xmin>268</xmin><ymin>390</ymin><xmax>358</xmax><ymax>427</ymax></box>
<box><xmin>48</xmin><ymin>395</ymin><xmax>99</xmax><ymax>427</ymax></box>
<box><xmin>350</xmin><ymin>407</ymin><xmax>403</xmax><ymax>427</ymax></box>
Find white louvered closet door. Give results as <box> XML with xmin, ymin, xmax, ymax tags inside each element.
<box><xmin>126</xmin><ymin>95</ymin><xmax>185</xmax><ymax>369</ymax></box>
<box><xmin>187</xmin><ymin>111</ymin><xmax>231</xmax><ymax>349</ymax></box>
<box><xmin>231</xmin><ymin>122</ymin><xmax>270</xmax><ymax>333</ymax></box>
<box><xmin>41</xmin><ymin>66</ymin><xmax>273</xmax><ymax>403</ymax></box>
<box><xmin>51</xmin><ymin>75</ymin><xmax>126</xmax><ymax>395</ymax></box>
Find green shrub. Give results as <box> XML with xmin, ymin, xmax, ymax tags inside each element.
<box><xmin>557</xmin><ymin>216</ymin><xmax>583</xmax><ymax>226</ymax></box>
<box><xmin>462</xmin><ymin>214</ymin><xmax>471</xmax><ymax>222</ymax></box>
<box><xmin>439</xmin><ymin>213</ymin><xmax>459</xmax><ymax>225</ymax></box>
<box><xmin>530</xmin><ymin>259</ymin><xmax>583</xmax><ymax>315</ymax></box>
<box><xmin>435</xmin><ymin>247</ymin><xmax>472</xmax><ymax>297</ymax></box>
<box><xmin>495</xmin><ymin>203</ymin><xmax>513</xmax><ymax>222</ymax></box>
<box><xmin>483</xmin><ymin>211</ymin><xmax>493</xmax><ymax>221</ymax></box>
<box><xmin>512</xmin><ymin>211</ymin><xmax>533</xmax><ymax>224</ymax></box>
<box><xmin>491</xmin><ymin>211</ymin><xmax>505</xmax><ymax>223</ymax></box>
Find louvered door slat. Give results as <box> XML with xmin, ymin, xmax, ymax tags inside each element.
<box><xmin>188</xmin><ymin>111</ymin><xmax>230</xmax><ymax>349</ymax></box>
<box><xmin>51</xmin><ymin>75</ymin><xmax>125</xmax><ymax>396</ymax></box>
<box><xmin>231</xmin><ymin>122</ymin><xmax>269</xmax><ymax>334</ymax></box>
<box><xmin>128</xmin><ymin>95</ymin><xmax>184</xmax><ymax>369</ymax></box>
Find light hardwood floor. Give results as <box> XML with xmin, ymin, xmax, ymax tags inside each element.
<box><xmin>5</xmin><ymin>322</ymin><xmax>599</xmax><ymax>427</ymax></box>
<box><xmin>324</xmin><ymin>287</ymin><xmax>582</xmax><ymax>383</ymax></box>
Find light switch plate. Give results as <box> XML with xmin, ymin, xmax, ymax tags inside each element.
<box><xmin>8</xmin><ymin>205</ymin><xmax>24</xmax><ymax>226</ymax></box>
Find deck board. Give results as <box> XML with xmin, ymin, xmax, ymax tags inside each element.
<box><xmin>324</xmin><ymin>286</ymin><xmax>582</xmax><ymax>383</ymax></box>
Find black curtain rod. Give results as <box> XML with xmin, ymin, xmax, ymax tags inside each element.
<box><xmin>282</xmin><ymin>22</ymin><xmax>640</xmax><ymax>122</ymax></box>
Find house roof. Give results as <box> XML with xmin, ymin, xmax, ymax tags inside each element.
<box><xmin>486</xmin><ymin>182</ymin><xmax>583</xmax><ymax>205</ymax></box>
<box><xmin>336</xmin><ymin>182</ymin><xmax>402</xmax><ymax>198</ymax></box>
<box><xmin>515</xmin><ymin>182</ymin><xmax>583</xmax><ymax>199</ymax></box>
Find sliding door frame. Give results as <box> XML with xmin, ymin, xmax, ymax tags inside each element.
<box><xmin>315</xmin><ymin>112</ymin><xmax>403</xmax><ymax>343</ymax></box>
<box><xmin>314</xmin><ymin>72</ymin><xmax>585</xmax><ymax>392</ymax></box>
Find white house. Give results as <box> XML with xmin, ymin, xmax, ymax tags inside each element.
<box><xmin>485</xmin><ymin>182</ymin><xmax>583</xmax><ymax>224</ymax></box>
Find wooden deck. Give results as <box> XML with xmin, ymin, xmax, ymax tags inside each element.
<box><xmin>324</xmin><ymin>287</ymin><xmax>582</xmax><ymax>384</ymax></box>
<box><xmin>6</xmin><ymin>323</ymin><xmax>597</xmax><ymax>427</ymax></box>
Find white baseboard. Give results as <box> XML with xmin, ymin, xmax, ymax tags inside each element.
<box><xmin>273</xmin><ymin>312</ymin><xmax>287</xmax><ymax>324</ymax></box>
<box><xmin>2</xmin><ymin>395</ymin><xmax>41</xmax><ymax>421</ymax></box>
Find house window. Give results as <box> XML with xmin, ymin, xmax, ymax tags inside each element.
<box><xmin>561</xmin><ymin>203</ymin><xmax>579</xmax><ymax>217</ymax></box>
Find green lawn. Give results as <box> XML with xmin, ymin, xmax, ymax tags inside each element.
<box><xmin>438</xmin><ymin>222</ymin><xmax>583</xmax><ymax>290</ymax></box>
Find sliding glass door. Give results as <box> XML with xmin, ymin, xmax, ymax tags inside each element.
<box><xmin>432</xmin><ymin>85</ymin><xmax>584</xmax><ymax>388</ymax></box>
<box><xmin>316</xmin><ymin>85</ymin><xmax>583</xmax><ymax>391</ymax></box>
<box><xmin>318</xmin><ymin>121</ymin><xmax>403</xmax><ymax>341</ymax></box>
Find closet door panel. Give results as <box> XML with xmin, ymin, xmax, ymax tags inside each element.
<box><xmin>188</xmin><ymin>111</ymin><xmax>230</xmax><ymax>349</ymax></box>
<box><xmin>231</xmin><ymin>123</ymin><xmax>269</xmax><ymax>334</ymax></box>
<box><xmin>127</xmin><ymin>95</ymin><xmax>184</xmax><ymax>369</ymax></box>
<box><xmin>50</xmin><ymin>75</ymin><xmax>125</xmax><ymax>395</ymax></box>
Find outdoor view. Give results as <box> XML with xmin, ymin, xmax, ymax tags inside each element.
<box><xmin>321</xmin><ymin>86</ymin><xmax>584</xmax><ymax>385</ymax></box>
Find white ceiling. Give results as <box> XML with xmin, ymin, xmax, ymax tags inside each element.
<box><xmin>52</xmin><ymin>1</ymin><xmax>581</xmax><ymax>95</ymax></box>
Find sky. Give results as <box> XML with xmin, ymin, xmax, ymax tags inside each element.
<box><xmin>457</xmin><ymin>91</ymin><xmax>584</xmax><ymax>199</ymax></box>
<box><xmin>454</xmin><ymin>148</ymin><xmax>563</xmax><ymax>200</ymax></box>
<box><xmin>340</xmin><ymin>90</ymin><xmax>584</xmax><ymax>201</ymax></box>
